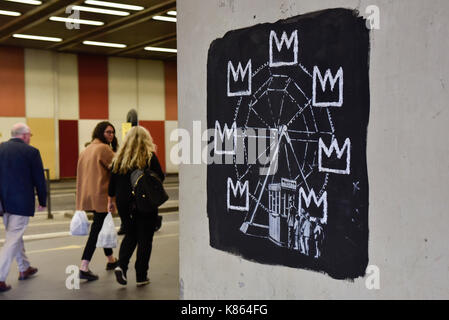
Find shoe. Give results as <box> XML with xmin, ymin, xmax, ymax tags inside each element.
<box><xmin>117</xmin><ymin>227</ymin><xmax>125</xmax><ymax>235</ymax></box>
<box><xmin>106</xmin><ymin>259</ymin><xmax>119</xmax><ymax>270</ymax></box>
<box><xmin>79</xmin><ymin>269</ymin><xmax>99</xmax><ymax>281</ymax></box>
<box><xmin>114</xmin><ymin>267</ymin><xmax>127</xmax><ymax>285</ymax></box>
<box><xmin>18</xmin><ymin>266</ymin><xmax>38</xmax><ymax>280</ymax></box>
<box><xmin>136</xmin><ymin>278</ymin><xmax>150</xmax><ymax>287</ymax></box>
<box><xmin>0</xmin><ymin>282</ymin><xmax>11</xmax><ymax>292</ymax></box>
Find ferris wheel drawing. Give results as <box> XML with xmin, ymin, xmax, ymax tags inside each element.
<box><xmin>214</xmin><ymin>29</ymin><xmax>352</xmax><ymax>258</ymax></box>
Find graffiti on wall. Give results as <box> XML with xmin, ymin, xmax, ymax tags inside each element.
<box><xmin>207</xmin><ymin>8</ymin><xmax>370</xmax><ymax>280</ymax></box>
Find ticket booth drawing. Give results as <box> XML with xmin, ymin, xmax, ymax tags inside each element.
<box><xmin>268</xmin><ymin>178</ymin><xmax>297</xmax><ymax>246</ymax></box>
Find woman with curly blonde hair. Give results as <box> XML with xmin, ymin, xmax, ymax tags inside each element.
<box><xmin>107</xmin><ymin>126</ymin><xmax>164</xmax><ymax>286</ymax></box>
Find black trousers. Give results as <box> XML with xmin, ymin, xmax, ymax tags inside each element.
<box><xmin>81</xmin><ymin>211</ymin><xmax>113</xmax><ymax>261</ymax></box>
<box><xmin>118</xmin><ymin>211</ymin><xmax>155</xmax><ymax>281</ymax></box>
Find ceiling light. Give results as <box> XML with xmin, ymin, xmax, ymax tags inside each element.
<box><xmin>49</xmin><ymin>16</ymin><xmax>104</xmax><ymax>26</ymax></box>
<box><xmin>13</xmin><ymin>34</ymin><xmax>62</xmax><ymax>42</ymax></box>
<box><xmin>83</xmin><ymin>40</ymin><xmax>126</xmax><ymax>48</ymax></box>
<box><xmin>167</xmin><ymin>11</ymin><xmax>176</xmax><ymax>16</ymax></box>
<box><xmin>71</xmin><ymin>5</ymin><xmax>129</xmax><ymax>16</ymax></box>
<box><xmin>84</xmin><ymin>0</ymin><xmax>144</xmax><ymax>11</ymax></box>
<box><xmin>5</xmin><ymin>0</ymin><xmax>42</xmax><ymax>5</ymax></box>
<box><xmin>144</xmin><ymin>46</ymin><xmax>177</xmax><ymax>53</ymax></box>
<box><xmin>152</xmin><ymin>16</ymin><xmax>176</xmax><ymax>23</ymax></box>
<box><xmin>0</xmin><ymin>10</ymin><xmax>21</xmax><ymax>16</ymax></box>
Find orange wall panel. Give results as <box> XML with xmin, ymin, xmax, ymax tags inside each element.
<box><xmin>0</xmin><ymin>47</ymin><xmax>25</xmax><ymax>117</ymax></box>
<box><xmin>27</xmin><ymin>118</ymin><xmax>56</xmax><ymax>179</ymax></box>
<box><xmin>78</xmin><ymin>54</ymin><xmax>109</xmax><ymax>119</ymax></box>
<box><xmin>164</xmin><ymin>61</ymin><xmax>178</xmax><ymax>121</ymax></box>
<box><xmin>139</xmin><ymin>120</ymin><xmax>166</xmax><ymax>173</ymax></box>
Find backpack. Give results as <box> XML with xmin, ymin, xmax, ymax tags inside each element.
<box><xmin>130</xmin><ymin>168</ymin><xmax>169</xmax><ymax>214</ymax></box>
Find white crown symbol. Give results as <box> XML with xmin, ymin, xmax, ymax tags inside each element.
<box><xmin>227</xmin><ymin>178</ymin><xmax>249</xmax><ymax>212</ymax></box>
<box><xmin>269</xmin><ymin>30</ymin><xmax>298</xmax><ymax>67</ymax></box>
<box><xmin>299</xmin><ymin>188</ymin><xmax>328</xmax><ymax>224</ymax></box>
<box><xmin>214</xmin><ymin>121</ymin><xmax>237</xmax><ymax>155</ymax></box>
<box><xmin>227</xmin><ymin>60</ymin><xmax>252</xmax><ymax>97</ymax></box>
<box><xmin>318</xmin><ymin>137</ymin><xmax>351</xmax><ymax>175</ymax></box>
<box><xmin>312</xmin><ymin>66</ymin><xmax>344</xmax><ymax>107</ymax></box>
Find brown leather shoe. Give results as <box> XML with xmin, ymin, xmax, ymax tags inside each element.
<box><xmin>106</xmin><ymin>258</ymin><xmax>119</xmax><ymax>270</ymax></box>
<box><xmin>0</xmin><ymin>281</ymin><xmax>11</xmax><ymax>292</ymax></box>
<box><xmin>18</xmin><ymin>266</ymin><xmax>38</xmax><ymax>280</ymax></box>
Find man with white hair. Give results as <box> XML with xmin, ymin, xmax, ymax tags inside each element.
<box><xmin>0</xmin><ymin>123</ymin><xmax>47</xmax><ymax>292</ymax></box>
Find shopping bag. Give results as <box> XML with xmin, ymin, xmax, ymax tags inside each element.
<box><xmin>70</xmin><ymin>210</ymin><xmax>90</xmax><ymax>236</ymax></box>
<box><xmin>96</xmin><ymin>212</ymin><xmax>117</xmax><ymax>248</ymax></box>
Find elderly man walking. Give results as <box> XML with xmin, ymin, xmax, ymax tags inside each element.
<box><xmin>0</xmin><ymin>123</ymin><xmax>47</xmax><ymax>292</ymax></box>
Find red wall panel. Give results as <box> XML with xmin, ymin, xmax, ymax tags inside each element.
<box><xmin>164</xmin><ymin>61</ymin><xmax>178</xmax><ymax>121</ymax></box>
<box><xmin>78</xmin><ymin>54</ymin><xmax>108</xmax><ymax>119</ymax></box>
<box><xmin>0</xmin><ymin>47</ymin><xmax>25</xmax><ymax>117</ymax></box>
<box><xmin>139</xmin><ymin>121</ymin><xmax>166</xmax><ymax>173</ymax></box>
<box><xmin>59</xmin><ymin>120</ymin><xmax>79</xmax><ymax>178</ymax></box>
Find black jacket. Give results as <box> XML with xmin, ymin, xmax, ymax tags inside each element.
<box><xmin>108</xmin><ymin>153</ymin><xmax>164</xmax><ymax>215</ymax></box>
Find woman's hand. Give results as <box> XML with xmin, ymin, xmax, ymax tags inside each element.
<box><xmin>107</xmin><ymin>197</ymin><xmax>116</xmax><ymax>213</ymax></box>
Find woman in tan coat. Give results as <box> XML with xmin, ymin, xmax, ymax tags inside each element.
<box><xmin>76</xmin><ymin>121</ymin><xmax>119</xmax><ymax>281</ymax></box>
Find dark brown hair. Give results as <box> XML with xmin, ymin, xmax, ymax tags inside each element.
<box><xmin>87</xmin><ymin>121</ymin><xmax>118</xmax><ymax>152</ymax></box>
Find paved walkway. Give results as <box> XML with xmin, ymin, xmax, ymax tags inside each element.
<box><xmin>0</xmin><ymin>175</ymin><xmax>180</xmax><ymax>300</ymax></box>
<box><xmin>0</xmin><ymin>215</ymin><xmax>179</xmax><ymax>300</ymax></box>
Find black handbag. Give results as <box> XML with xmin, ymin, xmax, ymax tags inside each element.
<box><xmin>130</xmin><ymin>168</ymin><xmax>169</xmax><ymax>214</ymax></box>
<box><xmin>155</xmin><ymin>215</ymin><xmax>162</xmax><ymax>232</ymax></box>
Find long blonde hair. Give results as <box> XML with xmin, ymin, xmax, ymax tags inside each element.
<box><xmin>111</xmin><ymin>126</ymin><xmax>156</xmax><ymax>174</ymax></box>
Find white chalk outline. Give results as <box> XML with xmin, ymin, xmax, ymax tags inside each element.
<box><xmin>299</xmin><ymin>187</ymin><xmax>328</xmax><ymax>224</ymax></box>
<box><xmin>222</xmin><ymin>62</ymin><xmax>334</xmax><ymax>237</ymax></box>
<box><xmin>227</xmin><ymin>178</ymin><xmax>249</xmax><ymax>212</ymax></box>
<box><xmin>312</xmin><ymin>66</ymin><xmax>343</xmax><ymax>107</ymax></box>
<box><xmin>318</xmin><ymin>137</ymin><xmax>351</xmax><ymax>175</ymax></box>
<box><xmin>214</xmin><ymin>120</ymin><xmax>237</xmax><ymax>155</ymax></box>
<box><xmin>227</xmin><ymin>60</ymin><xmax>252</xmax><ymax>96</ymax></box>
<box><xmin>269</xmin><ymin>30</ymin><xmax>298</xmax><ymax>67</ymax></box>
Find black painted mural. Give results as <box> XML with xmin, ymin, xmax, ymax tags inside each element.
<box><xmin>207</xmin><ymin>8</ymin><xmax>370</xmax><ymax>280</ymax></box>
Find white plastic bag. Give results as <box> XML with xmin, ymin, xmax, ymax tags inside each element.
<box><xmin>96</xmin><ymin>212</ymin><xmax>117</xmax><ymax>248</ymax></box>
<box><xmin>70</xmin><ymin>210</ymin><xmax>90</xmax><ymax>236</ymax></box>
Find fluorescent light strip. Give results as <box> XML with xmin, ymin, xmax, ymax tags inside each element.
<box><xmin>84</xmin><ymin>0</ymin><xmax>143</xmax><ymax>11</ymax></box>
<box><xmin>5</xmin><ymin>0</ymin><xmax>41</xmax><ymax>5</ymax></box>
<box><xmin>144</xmin><ymin>46</ymin><xmax>177</xmax><ymax>53</ymax></box>
<box><xmin>13</xmin><ymin>34</ymin><xmax>62</xmax><ymax>42</ymax></box>
<box><xmin>152</xmin><ymin>15</ymin><xmax>176</xmax><ymax>23</ymax></box>
<box><xmin>83</xmin><ymin>40</ymin><xmax>126</xmax><ymax>48</ymax></box>
<box><xmin>49</xmin><ymin>16</ymin><xmax>104</xmax><ymax>26</ymax></box>
<box><xmin>71</xmin><ymin>5</ymin><xmax>129</xmax><ymax>16</ymax></box>
<box><xmin>0</xmin><ymin>10</ymin><xmax>21</xmax><ymax>16</ymax></box>
<box><xmin>167</xmin><ymin>11</ymin><xmax>176</xmax><ymax>16</ymax></box>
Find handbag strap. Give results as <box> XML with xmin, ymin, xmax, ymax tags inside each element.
<box><xmin>148</xmin><ymin>170</ymin><xmax>163</xmax><ymax>184</ymax></box>
<box><xmin>130</xmin><ymin>167</ymin><xmax>163</xmax><ymax>192</ymax></box>
<box><xmin>130</xmin><ymin>168</ymin><xmax>144</xmax><ymax>193</ymax></box>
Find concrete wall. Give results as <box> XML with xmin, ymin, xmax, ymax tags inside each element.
<box><xmin>178</xmin><ymin>0</ymin><xmax>449</xmax><ymax>299</ymax></box>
